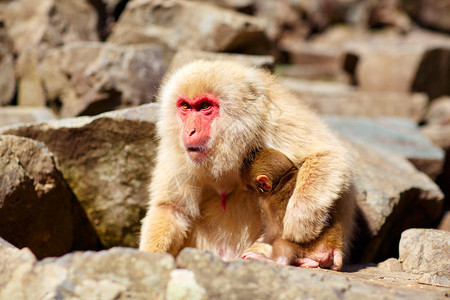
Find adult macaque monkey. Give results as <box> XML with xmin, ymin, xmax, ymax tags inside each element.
<box><xmin>139</xmin><ymin>60</ymin><xmax>355</xmax><ymax>268</ymax></box>
<box><xmin>240</xmin><ymin>148</ymin><xmax>353</xmax><ymax>270</ymax></box>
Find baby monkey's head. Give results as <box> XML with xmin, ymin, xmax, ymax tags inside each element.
<box><xmin>241</xmin><ymin>148</ymin><xmax>297</xmax><ymax>194</ymax></box>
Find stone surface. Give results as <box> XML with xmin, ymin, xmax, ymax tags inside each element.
<box><xmin>177</xmin><ymin>248</ymin><xmax>448</xmax><ymax>300</ymax></box>
<box><xmin>168</xmin><ymin>50</ymin><xmax>275</xmax><ymax>73</ymax></box>
<box><xmin>425</xmin><ymin>96</ymin><xmax>450</xmax><ymax>126</ymax></box>
<box><xmin>0</xmin><ymin>0</ymin><xmax>99</xmax><ymax>54</ymax></box>
<box><xmin>0</xmin><ymin>247</ymin><xmax>175</xmax><ymax>299</ymax></box>
<box><xmin>1</xmin><ymin>245</ymin><xmax>448</xmax><ymax>300</ymax></box>
<box><xmin>347</xmin><ymin>31</ymin><xmax>450</xmax><ymax>99</ymax></box>
<box><xmin>0</xmin><ymin>135</ymin><xmax>102</xmax><ymax>259</ymax></box>
<box><xmin>348</xmin><ymin>141</ymin><xmax>444</xmax><ymax>262</ymax></box>
<box><xmin>402</xmin><ymin>0</ymin><xmax>450</xmax><ymax>32</ymax></box>
<box><xmin>37</xmin><ymin>42</ymin><xmax>167</xmax><ymax>118</ymax></box>
<box><xmin>0</xmin><ymin>0</ymin><xmax>100</xmax><ymax>109</ymax></box>
<box><xmin>399</xmin><ymin>229</ymin><xmax>450</xmax><ymax>275</ymax></box>
<box><xmin>327</xmin><ymin>117</ymin><xmax>445</xmax><ymax>179</ymax></box>
<box><xmin>0</xmin><ymin>23</ymin><xmax>15</xmax><ymax>106</ymax></box>
<box><xmin>0</xmin><ymin>107</ymin><xmax>56</xmax><ymax>127</ymax></box>
<box><xmin>0</xmin><ymin>237</ymin><xmax>15</xmax><ymax>249</ymax></box>
<box><xmin>283</xmin><ymin>78</ymin><xmax>428</xmax><ymax>122</ymax></box>
<box><xmin>108</xmin><ymin>0</ymin><xmax>269</xmax><ymax>53</ymax></box>
<box><xmin>1</xmin><ymin>104</ymin><xmax>159</xmax><ymax>248</ymax></box>
<box><xmin>438</xmin><ymin>211</ymin><xmax>450</xmax><ymax>231</ymax></box>
<box><xmin>422</xmin><ymin>96</ymin><xmax>450</xmax><ymax>151</ymax></box>
<box><xmin>422</xmin><ymin>125</ymin><xmax>450</xmax><ymax>153</ymax></box>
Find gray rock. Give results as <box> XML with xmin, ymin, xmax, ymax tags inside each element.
<box><xmin>0</xmin><ymin>0</ymin><xmax>98</xmax><ymax>54</ymax></box>
<box><xmin>283</xmin><ymin>78</ymin><xmax>428</xmax><ymax>122</ymax></box>
<box><xmin>278</xmin><ymin>40</ymin><xmax>347</xmax><ymax>81</ymax></box>
<box><xmin>0</xmin><ymin>107</ymin><xmax>56</xmax><ymax>127</ymax></box>
<box><xmin>0</xmin><ymin>247</ymin><xmax>175</xmax><ymax>299</ymax></box>
<box><xmin>425</xmin><ymin>96</ymin><xmax>450</xmax><ymax>126</ymax></box>
<box><xmin>187</xmin><ymin>0</ymin><xmax>254</xmax><ymax>10</ymax></box>
<box><xmin>346</xmin><ymin>30</ymin><xmax>450</xmax><ymax>99</ymax></box>
<box><xmin>166</xmin><ymin>269</ymin><xmax>207</xmax><ymax>300</ymax></box>
<box><xmin>0</xmin><ymin>0</ymin><xmax>100</xmax><ymax>108</ymax></box>
<box><xmin>399</xmin><ymin>229</ymin><xmax>450</xmax><ymax>275</ymax></box>
<box><xmin>168</xmin><ymin>50</ymin><xmax>275</xmax><ymax>73</ymax></box>
<box><xmin>0</xmin><ymin>23</ymin><xmax>15</xmax><ymax>106</ymax></box>
<box><xmin>418</xmin><ymin>272</ymin><xmax>450</xmax><ymax>288</ymax></box>
<box><xmin>0</xmin><ymin>245</ymin><xmax>37</xmax><ymax>298</ymax></box>
<box><xmin>37</xmin><ymin>42</ymin><xmax>168</xmax><ymax>118</ymax></box>
<box><xmin>0</xmin><ymin>135</ymin><xmax>102</xmax><ymax>259</ymax></box>
<box><xmin>1</xmin><ymin>246</ymin><xmax>448</xmax><ymax>300</ymax></box>
<box><xmin>402</xmin><ymin>0</ymin><xmax>450</xmax><ymax>33</ymax></box>
<box><xmin>1</xmin><ymin>104</ymin><xmax>159</xmax><ymax>248</ymax></box>
<box><xmin>422</xmin><ymin>125</ymin><xmax>450</xmax><ymax>151</ymax></box>
<box><xmin>108</xmin><ymin>0</ymin><xmax>269</xmax><ymax>53</ymax></box>
<box><xmin>326</xmin><ymin>117</ymin><xmax>445</xmax><ymax>179</ymax></box>
<box><xmin>377</xmin><ymin>258</ymin><xmax>404</xmax><ymax>272</ymax></box>
<box><xmin>349</xmin><ymin>141</ymin><xmax>444</xmax><ymax>262</ymax></box>
<box><xmin>438</xmin><ymin>211</ymin><xmax>450</xmax><ymax>231</ymax></box>
<box><xmin>422</xmin><ymin>96</ymin><xmax>450</xmax><ymax>150</ymax></box>
<box><xmin>176</xmin><ymin>248</ymin><xmax>447</xmax><ymax>300</ymax></box>
<box><xmin>0</xmin><ymin>237</ymin><xmax>15</xmax><ymax>249</ymax></box>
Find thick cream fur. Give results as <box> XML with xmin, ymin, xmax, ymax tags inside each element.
<box><xmin>140</xmin><ymin>60</ymin><xmax>355</xmax><ymax>261</ymax></box>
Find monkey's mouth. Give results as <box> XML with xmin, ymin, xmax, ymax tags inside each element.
<box><xmin>186</xmin><ymin>146</ymin><xmax>210</xmax><ymax>162</ymax></box>
<box><xmin>187</xmin><ymin>146</ymin><xmax>208</xmax><ymax>152</ymax></box>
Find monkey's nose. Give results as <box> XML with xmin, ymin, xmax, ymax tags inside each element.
<box><xmin>189</xmin><ymin>128</ymin><xmax>196</xmax><ymax>136</ymax></box>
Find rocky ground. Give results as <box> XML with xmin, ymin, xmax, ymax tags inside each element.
<box><xmin>0</xmin><ymin>0</ymin><xmax>449</xmax><ymax>299</ymax></box>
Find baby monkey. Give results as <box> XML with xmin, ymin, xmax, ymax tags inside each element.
<box><xmin>241</xmin><ymin>148</ymin><xmax>345</xmax><ymax>270</ymax></box>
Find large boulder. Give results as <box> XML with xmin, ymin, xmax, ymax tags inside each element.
<box><xmin>402</xmin><ymin>0</ymin><xmax>450</xmax><ymax>33</ymax></box>
<box><xmin>399</xmin><ymin>228</ymin><xmax>450</xmax><ymax>287</ymax></box>
<box><xmin>0</xmin><ymin>245</ymin><xmax>175</xmax><ymax>299</ymax></box>
<box><xmin>168</xmin><ymin>50</ymin><xmax>275</xmax><ymax>73</ymax></box>
<box><xmin>0</xmin><ymin>135</ymin><xmax>102</xmax><ymax>259</ymax></box>
<box><xmin>0</xmin><ymin>244</ymin><xmax>447</xmax><ymax>299</ymax></box>
<box><xmin>400</xmin><ymin>228</ymin><xmax>450</xmax><ymax>274</ymax></box>
<box><xmin>37</xmin><ymin>42</ymin><xmax>168</xmax><ymax>117</ymax></box>
<box><xmin>283</xmin><ymin>78</ymin><xmax>428</xmax><ymax>122</ymax></box>
<box><xmin>348</xmin><ymin>141</ymin><xmax>444</xmax><ymax>262</ymax></box>
<box><xmin>1</xmin><ymin>105</ymin><xmax>159</xmax><ymax>248</ymax></box>
<box><xmin>346</xmin><ymin>30</ymin><xmax>450</xmax><ymax>99</ymax></box>
<box><xmin>327</xmin><ymin>117</ymin><xmax>445</xmax><ymax>261</ymax></box>
<box><xmin>0</xmin><ymin>107</ymin><xmax>56</xmax><ymax>127</ymax></box>
<box><xmin>108</xmin><ymin>0</ymin><xmax>269</xmax><ymax>53</ymax></box>
<box><xmin>0</xmin><ymin>23</ymin><xmax>15</xmax><ymax>106</ymax></box>
<box><xmin>327</xmin><ymin>117</ymin><xmax>445</xmax><ymax>179</ymax></box>
<box><xmin>421</xmin><ymin>96</ymin><xmax>450</xmax><ymax>151</ymax></box>
<box><xmin>0</xmin><ymin>0</ymin><xmax>100</xmax><ymax>108</ymax></box>
<box><xmin>0</xmin><ymin>0</ymin><xmax>98</xmax><ymax>54</ymax></box>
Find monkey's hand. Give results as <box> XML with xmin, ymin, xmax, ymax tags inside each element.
<box><xmin>139</xmin><ymin>203</ymin><xmax>190</xmax><ymax>255</ymax></box>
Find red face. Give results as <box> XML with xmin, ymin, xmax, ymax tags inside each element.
<box><xmin>177</xmin><ymin>94</ymin><xmax>220</xmax><ymax>162</ymax></box>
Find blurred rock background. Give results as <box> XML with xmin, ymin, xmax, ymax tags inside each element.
<box><xmin>0</xmin><ymin>0</ymin><xmax>449</xmax><ymax>298</ymax></box>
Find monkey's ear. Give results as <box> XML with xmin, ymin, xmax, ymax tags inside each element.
<box><xmin>256</xmin><ymin>175</ymin><xmax>272</xmax><ymax>192</ymax></box>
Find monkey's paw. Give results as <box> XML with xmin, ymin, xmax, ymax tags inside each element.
<box><xmin>294</xmin><ymin>247</ymin><xmax>343</xmax><ymax>271</ymax></box>
<box><xmin>241</xmin><ymin>252</ymin><xmax>275</xmax><ymax>263</ymax></box>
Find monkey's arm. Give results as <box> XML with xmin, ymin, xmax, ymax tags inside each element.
<box><xmin>139</xmin><ymin>202</ymin><xmax>191</xmax><ymax>255</ymax></box>
<box><xmin>282</xmin><ymin>149</ymin><xmax>350</xmax><ymax>244</ymax></box>
<box><xmin>139</xmin><ymin>158</ymin><xmax>200</xmax><ymax>255</ymax></box>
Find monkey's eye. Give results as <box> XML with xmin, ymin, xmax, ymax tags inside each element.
<box><xmin>180</xmin><ymin>102</ymin><xmax>191</xmax><ymax>110</ymax></box>
<box><xmin>200</xmin><ymin>102</ymin><xmax>212</xmax><ymax>110</ymax></box>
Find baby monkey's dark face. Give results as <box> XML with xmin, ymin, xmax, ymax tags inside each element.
<box><xmin>241</xmin><ymin>149</ymin><xmax>297</xmax><ymax>195</ymax></box>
